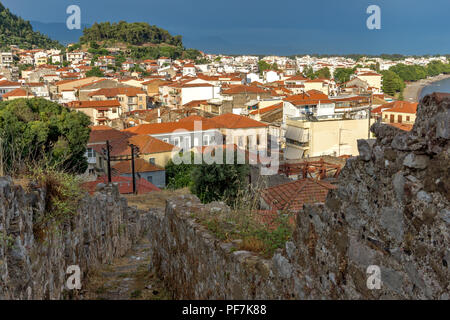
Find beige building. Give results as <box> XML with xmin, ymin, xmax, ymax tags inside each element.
<box><xmin>285</xmin><ymin>117</ymin><xmax>374</xmax><ymax>159</ymax></box>
<box><xmin>381</xmin><ymin>101</ymin><xmax>417</xmax><ymax>124</ymax></box>
<box><xmin>357</xmin><ymin>72</ymin><xmax>382</xmax><ymax>91</ymax></box>
<box><xmin>88</xmin><ymin>87</ymin><xmax>148</xmax><ymax>113</ymax></box>
<box><xmin>68</xmin><ymin>100</ymin><xmax>122</xmax><ymax>126</ymax></box>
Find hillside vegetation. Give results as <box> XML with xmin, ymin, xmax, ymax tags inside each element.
<box><xmin>0</xmin><ymin>2</ymin><xmax>61</xmax><ymax>49</ymax></box>
<box><xmin>80</xmin><ymin>21</ymin><xmax>183</xmax><ymax>47</ymax></box>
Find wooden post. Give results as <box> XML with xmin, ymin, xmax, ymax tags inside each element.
<box><xmin>130</xmin><ymin>144</ymin><xmax>136</xmax><ymax>194</ymax></box>
<box><xmin>106</xmin><ymin>140</ymin><xmax>112</xmax><ymax>183</ymax></box>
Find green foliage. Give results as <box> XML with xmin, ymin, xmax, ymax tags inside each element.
<box><xmin>182</xmin><ymin>48</ymin><xmax>202</xmax><ymax>60</ymax></box>
<box><xmin>258</xmin><ymin>60</ymin><xmax>278</xmax><ymax>74</ymax></box>
<box><xmin>85</xmin><ymin>66</ymin><xmax>105</xmax><ymax>77</ymax></box>
<box><xmin>390</xmin><ymin>63</ymin><xmax>428</xmax><ymax>82</ymax></box>
<box><xmin>80</xmin><ymin>21</ymin><xmax>183</xmax><ymax>46</ymax></box>
<box><xmin>381</xmin><ymin>70</ymin><xmax>405</xmax><ymax>96</ymax></box>
<box><xmin>369</xmin><ymin>62</ymin><xmax>381</xmax><ymax>72</ymax></box>
<box><xmin>192</xmin><ymin>197</ymin><xmax>294</xmax><ymax>258</ymax></box>
<box><xmin>303</xmin><ymin>65</ymin><xmax>315</xmax><ymax>79</ymax></box>
<box><xmin>165</xmin><ymin>152</ymin><xmax>195</xmax><ymax>189</ymax></box>
<box><xmin>0</xmin><ymin>2</ymin><xmax>61</xmax><ymax>49</ymax></box>
<box><xmin>0</xmin><ymin>98</ymin><xmax>91</xmax><ymax>175</ymax></box>
<box><xmin>129</xmin><ymin>45</ymin><xmax>183</xmax><ymax>60</ymax></box>
<box><xmin>24</xmin><ymin>165</ymin><xmax>85</xmax><ymax>241</ymax></box>
<box><xmin>314</xmin><ymin>67</ymin><xmax>331</xmax><ymax>79</ymax></box>
<box><xmin>190</xmin><ymin>152</ymin><xmax>249</xmax><ymax>205</ymax></box>
<box><xmin>68</xmin><ymin>43</ymin><xmax>81</xmax><ymax>52</ymax></box>
<box><xmin>334</xmin><ymin>67</ymin><xmax>354</xmax><ymax>83</ymax></box>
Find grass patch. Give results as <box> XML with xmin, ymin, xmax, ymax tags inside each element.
<box><xmin>130</xmin><ymin>289</ymin><xmax>142</xmax><ymax>299</ymax></box>
<box><xmin>192</xmin><ymin>185</ymin><xmax>295</xmax><ymax>258</ymax></box>
<box><xmin>20</xmin><ymin>166</ymin><xmax>85</xmax><ymax>241</ymax></box>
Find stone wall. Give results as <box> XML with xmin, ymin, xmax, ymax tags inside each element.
<box><xmin>148</xmin><ymin>93</ymin><xmax>449</xmax><ymax>299</ymax></box>
<box><xmin>0</xmin><ymin>180</ymin><xmax>150</xmax><ymax>299</ymax></box>
<box><xmin>1</xmin><ymin>93</ymin><xmax>448</xmax><ymax>300</ymax></box>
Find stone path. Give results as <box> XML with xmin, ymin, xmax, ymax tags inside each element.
<box><xmin>81</xmin><ymin>234</ymin><xmax>171</xmax><ymax>300</ymax></box>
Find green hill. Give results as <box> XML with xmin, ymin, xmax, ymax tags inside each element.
<box><xmin>80</xmin><ymin>21</ymin><xmax>183</xmax><ymax>47</ymax></box>
<box><xmin>0</xmin><ymin>2</ymin><xmax>61</xmax><ymax>49</ymax></box>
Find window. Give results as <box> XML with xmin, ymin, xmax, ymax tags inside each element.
<box><xmin>406</xmin><ymin>116</ymin><xmax>410</xmax><ymax>122</ymax></box>
<box><xmin>203</xmin><ymin>135</ymin><xmax>210</xmax><ymax>146</ymax></box>
<box><xmin>149</xmin><ymin>158</ymin><xmax>155</xmax><ymax>164</ymax></box>
<box><xmin>163</xmin><ymin>138</ymin><xmax>169</xmax><ymax>143</ymax></box>
<box><xmin>86</xmin><ymin>148</ymin><xmax>95</xmax><ymax>158</ymax></box>
<box><xmin>112</xmin><ymin>108</ymin><xmax>117</xmax><ymax>113</ymax></box>
<box><xmin>139</xmin><ymin>96</ymin><xmax>143</xmax><ymax>101</ymax></box>
<box><xmin>238</xmin><ymin>136</ymin><xmax>243</xmax><ymax>147</ymax></box>
<box><xmin>184</xmin><ymin>136</ymin><xmax>191</xmax><ymax>149</ymax></box>
<box><xmin>147</xmin><ymin>176</ymin><xmax>153</xmax><ymax>183</ymax></box>
<box><xmin>173</xmin><ymin>137</ymin><xmax>180</xmax><ymax>147</ymax></box>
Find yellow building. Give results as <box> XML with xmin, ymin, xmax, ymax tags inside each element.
<box><xmin>36</xmin><ymin>56</ymin><xmax>47</xmax><ymax>66</ymax></box>
<box><xmin>357</xmin><ymin>72</ymin><xmax>382</xmax><ymax>91</ymax></box>
<box><xmin>285</xmin><ymin>116</ymin><xmax>374</xmax><ymax>159</ymax></box>
<box><xmin>381</xmin><ymin>101</ymin><xmax>417</xmax><ymax>124</ymax></box>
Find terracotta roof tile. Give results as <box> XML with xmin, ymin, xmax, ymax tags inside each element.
<box><xmin>211</xmin><ymin>113</ymin><xmax>268</xmax><ymax>129</ymax></box>
<box><xmin>261</xmin><ymin>178</ymin><xmax>336</xmax><ymax>212</ymax></box>
<box><xmin>112</xmin><ymin>158</ymin><xmax>164</xmax><ymax>174</ymax></box>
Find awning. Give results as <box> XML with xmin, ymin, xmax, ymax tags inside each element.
<box><xmin>285</xmin><ymin>147</ymin><xmax>304</xmax><ymax>160</ymax></box>
<box><xmin>285</xmin><ymin>126</ymin><xmax>304</xmax><ymax>141</ymax></box>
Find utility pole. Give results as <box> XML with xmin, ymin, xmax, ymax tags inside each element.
<box><xmin>106</xmin><ymin>140</ymin><xmax>112</xmax><ymax>183</ymax></box>
<box><xmin>102</xmin><ymin>140</ymin><xmax>112</xmax><ymax>183</ymax></box>
<box><xmin>130</xmin><ymin>144</ymin><xmax>137</xmax><ymax>194</ymax></box>
<box><xmin>0</xmin><ymin>137</ymin><xmax>3</xmax><ymax>177</ymax></box>
<box><xmin>368</xmin><ymin>98</ymin><xmax>372</xmax><ymax>139</ymax></box>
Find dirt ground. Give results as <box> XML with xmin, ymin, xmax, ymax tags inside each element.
<box><xmin>81</xmin><ymin>236</ymin><xmax>171</xmax><ymax>300</ymax></box>
<box><xmin>124</xmin><ymin>188</ymin><xmax>191</xmax><ymax>210</ymax></box>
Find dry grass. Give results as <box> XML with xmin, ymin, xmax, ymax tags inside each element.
<box><xmin>124</xmin><ymin>188</ymin><xmax>191</xmax><ymax>210</ymax></box>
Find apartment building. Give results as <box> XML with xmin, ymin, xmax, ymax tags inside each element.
<box><xmin>68</xmin><ymin>100</ymin><xmax>122</xmax><ymax>126</ymax></box>
<box><xmin>0</xmin><ymin>52</ymin><xmax>14</xmax><ymax>68</ymax></box>
<box><xmin>284</xmin><ymin>116</ymin><xmax>373</xmax><ymax>159</ymax></box>
<box><xmin>88</xmin><ymin>87</ymin><xmax>148</xmax><ymax>113</ymax></box>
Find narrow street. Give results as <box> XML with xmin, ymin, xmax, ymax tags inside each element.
<box><xmin>81</xmin><ymin>235</ymin><xmax>171</xmax><ymax>300</ymax></box>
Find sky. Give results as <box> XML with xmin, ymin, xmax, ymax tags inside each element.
<box><xmin>2</xmin><ymin>0</ymin><xmax>450</xmax><ymax>55</ymax></box>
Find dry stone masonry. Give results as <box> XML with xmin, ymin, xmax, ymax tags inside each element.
<box><xmin>0</xmin><ymin>92</ymin><xmax>449</xmax><ymax>300</ymax></box>
<box><xmin>148</xmin><ymin>93</ymin><xmax>449</xmax><ymax>299</ymax></box>
<box><xmin>0</xmin><ymin>182</ymin><xmax>150</xmax><ymax>299</ymax></box>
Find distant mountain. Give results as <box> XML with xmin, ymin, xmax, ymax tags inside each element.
<box><xmin>0</xmin><ymin>2</ymin><xmax>61</xmax><ymax>49</ymax></box>
<box><xmin>30</xmin><ymin>21</ymin><xmax>90</xmax><ymax>45</ymax></box>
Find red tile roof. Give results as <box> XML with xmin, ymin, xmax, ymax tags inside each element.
<box><xmin>122</xmin><ymin>117</ymin><xmax>218</xmax><ymax>135</ymax></box>
<box><xmin>283</xmin><ymin>90</ymin><xmax>332</xmax><ymax>105</ymax></box>
<box><xmin>68</xmin><ymin>100</ymin><xmax>121</xmax><ymax>109</ymax></box>
<box><xmin>0</xmin><ymin>80</ymin><xmax>20</xmax><ymax>87</ymax></box>
<box><xmin>81</xmin><ymin>176</ymin><xmax>160</xmax><ymax>195</ymax></box>
<box><xmin>249</xmin><ymin>102</ymin><xmax>283</xmax><ymax>115</ymax></box>
<box><xmin>112</xmin><ymin>158</ymin><xmax>164</xmax><ymax>174</ymax></box>
<box><xmin>2</xmin><ymin>88</ymin><xmax>33</xmax><ymax>98</ymax></box>
<box><xmin>221</xmin><ymin>85</ymin><xmax>268</xmax><ymax>95</ymax></box>
<box><xmin>211</xmin><ymin>113</ymin><xmax>268</xmax><ymax>129</ymax></box>
<box><xmin>88</xmin><ymin>125</ymin><xmax>176</xmax><ymax>156</ymax></box>
<box><xmin>382</xmin><ymin>101</ymin><xmax>418</xmax><ymax>114</ymax></box>
<box><xmin>386</xmin><ymin>123</ymin><xmax>414</xmax><ymax>131</ymax></box>
<box><xmin>261</xmin><ymin>178</ymin><xmax>336</xmax><ymax>212</ymax></box>
<box><xmin>88</xmin><ymin>87</ymin><xmax>146</xmax><ymax>97</ymax></box>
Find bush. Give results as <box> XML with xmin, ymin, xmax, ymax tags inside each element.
<box><xmin>190</xmin><ymin>152</ymin><xmax>249</xmax><ymax>205</ymax></box>
<box><xmin>0</xmin><ymin>98</ymin><xmax>91</xmax><ymax>175</ymax></box>
<box><xmin>24</xmin><ymin>164</ymin><xmax>84</xmax><ymax>241</ymax></box>
<box><xmin>165</xmin><ymin>152</ymin><xmax>195</xmax><ymax>189</ymax></box>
